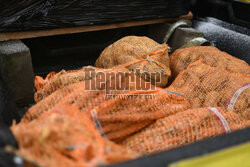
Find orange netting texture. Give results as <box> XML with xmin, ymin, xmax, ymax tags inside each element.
<box><xmin>12</xmin><ymin>105</ymin><xmax>138</xmax><ymax>167</ymax></box>
<box><xmin>121</xmin><ymin>107</ymin><xmax>250</xmax><ymax>154</ymax></box>
<box><xmin>170</xmin><ymin>46</ymin><xmax>250</xmax><ymax>78</ymax></box>
<box><xmin>34</xmin><ymin>66</ymin><xmax>112</xmax><ymax>102</ymax></box>
<box><xmin>24</xmin><ymin>83</ymin><xmax>189</xmax><ymax>142</ymax></box>
<box><xmin>10</xmin><ymin>39</ymin><xmax>250</xmax><ymax>167</ymax></box>
<box><xmin>95</xmin><ymin>36</ymin><xmax>171</xmax><ymax>87</ymax></box>
<box><xmin>168</xmin><ymin>60</ymin><xmax>250</xmax><ymax>118</ymax></box>
<box><xmin>92</xmin><ymin>88</ymin><xmax>189</xmax><ymax>141</ymax></box>
<box><xmin>24</xmin><ymin>67</ymin><xmax>153</xmax><ymax>122</ymax></box>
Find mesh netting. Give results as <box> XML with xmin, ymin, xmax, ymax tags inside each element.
<box><xmin>13</xmin><ymin>44</ymin><xmax>250</xmax><ymax>166</ymax></box>
<box><xmin>23</xmin><ymin>64</ymin><xmax>190</xmax><ymax>141</ymax></box>
<box><xmin>95</xmin><ymin>36</ymin><xmax>171</xmax><ymax>87</ymax></box>
<box><xmin>12</xmin><ymin>105</ymin><xmax>137</xmax><ymax>167</ymax></box>
<box><xmin>168</xmin><ymin>60</ymin><xmax>250</xmax><ymax>118</ymax></box>
<box><xmin>34</xmin><ymin>66</ymin><xmax>110</xmax><ymax>102</ymax></box>
<box><xmin>91</xmin><ymin>88</ymin><xmax>189</xmax><ymax>141</ymax></box>
<box><xmin>23</xmin><ymin>82</ymin><xmax>189</xmax><ymax>141</ymax></box>
<box><xmin>170</xmin><ymin>46</ymin><xmax>250</xmax><ymax>78</ymax></box>
<box><xmin>121</xmin><ymin>107</ymin><xmax>250</xmax><ymax>154</ymax></box>
<box><xmin>23</xmin><ymin>67</ymin><xmax>155</xmax><ymax>122</ymax></box>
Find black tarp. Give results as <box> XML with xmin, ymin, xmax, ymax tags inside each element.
<box><xmin>0</xmin><ymin>0</ymin><xmax>189</xmax><ymax>32</ymax></box>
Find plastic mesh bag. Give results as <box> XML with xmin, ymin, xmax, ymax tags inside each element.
<box><xmin>90</xmin><ymin>88</ymin><xmax>189</xmax><ymax>141</ymax></box>
<box><xmin>11</xmin><ymin>105</ymin><xmax>138</xmax><ymax>167</ymax></box>
<box><xmin>95</xmin><ymin>36</ymin><xmax>171</xmax><ymax>87</ymax></box>
<box><xmin>23</xmin><ymin>67</ymin><xmax>153</xmax><ymax>122</ymax></box>
<box><xmin>23</xmin><ymin>66</ymin><xmax>190</xmax><ymax>140</ymax></box>
<box><xmin>34</xmin><ymin>66</ymin><xmax>107</xmax><ymax>102</ymax></box>
<box><xmin>121</xmin><ymin>107</ymin><xmax>250</xmax><ymax>154</ymax></box>
<box><xmin>23</xmin><ymin>84</ymin><xmax>189</xmax><ymax>141</ymax></box>
<box><xmin>168</xmin><ymin>60</ymin><xmax>250</xmax><ymax>118</ymax></box>
<box><xmin>170</xmin><ymin>46</ymin><xmax>250</xmax><ymax>78</ymax></box>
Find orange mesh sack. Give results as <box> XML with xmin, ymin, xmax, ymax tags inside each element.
<box><xmin>23</xmin><ymin>67</ymin><xmax>154</xmax><ymax>122</ymax></box>
<box><xmin>121</xmin><ymin>107</ymin><xmax>250</xmax><ymax>155</ymax></box>
<box><xmin>34</xmin><ymin>66</ymin><xmax>109</xmax><ymax>102</ymax></box>
<box><xmin>23</xmin><ymin>84</ymin><xmax>189</xmax><ymax>141</ymax></box>
<box><xmin>91</xmin><ymin>88</ymin><xmax>189</xmax><ymax>141</ymax></box>
<box><xmin>95</xmin><ymin>36</ymin><xmax>171</xmax><ymax>87</ymax></box>
<box><xmin>170</xmin><ymin>46</ymin><xmax>250</xmax><ymax>78</ymax></box>
<box><xmin>11</xmin><ymin>105</ymin><xmax>138</xmax><ymax>167</ymax></box>
<box><xmin>168</xmin><ymin>60</ymin><xmax>250</xmax><ymax>117</ymax></box>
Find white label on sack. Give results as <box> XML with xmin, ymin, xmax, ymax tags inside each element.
<box><xmin>208</xmin><ymin>107</ymin><xmax>231</xmax><ymax>133</ymax></box>
<box><xmin>227</xmin><ymin>84</ymin><xmax>250</xmax><ymax>111</ymax></box>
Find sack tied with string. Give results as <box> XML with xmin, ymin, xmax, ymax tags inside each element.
<box><xmin>121</xmin><ymin>107</ymin><xmax>250</xmax><ymax>155</ymax></box>
<box><xmin>168</xmin><ymin>60</ymin><xmax>250</xmax><ymax>118</ymax></box>
<box><xmin>90</xmin><ymin>88</ymin><xmax>189</xmax><ymax>142</ymax></box>
<box><xmin>12</xmin><ymin>105</ymin><xmax>138</xmax><ymax>167</ymax></box>
<box><xmin>23</xmin><ymin>67</ymin><xmax>190</xmax><ymax>141</ymax></box>
<box><xmin>23</xmin><ymin>84</ymin><xmax>189</xmax><ymax>142</ymax></box>
<box><xmin>95</xmin><ymin>36</ymin><xmax>171</xmax><ymax>87</ymax></box>
<box><xmin>23</xmin><ymin>67</ymin><xmax>158</xmax><ymax>122</ymax></box>
<box><xmin>170</xmin><ymin>46</ymin><xmax>250</xmax><ymax>78</ymax></box>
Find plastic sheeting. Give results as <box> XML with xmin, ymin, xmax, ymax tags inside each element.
<box><xmin>0</xmin><ymin>0</ymin><xmax>189</xmax><ymax>32</ymax></box>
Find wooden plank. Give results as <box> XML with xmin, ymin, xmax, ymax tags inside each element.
<box><xmin>0</xmin><ymin>12</ymin><xmax>192</xmax><ymax>41</ymax></box>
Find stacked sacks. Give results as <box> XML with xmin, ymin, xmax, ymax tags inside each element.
<box><xmin>34</xmin><ymin>35</ymin><xmax>172</xmax><ymax>102</ymax></box>
<box><xmin>12</xmin><ymin>105</ymin><xmax>137</xmax><ymax>167</ymax></box>
<box><xmin>23</xmin><ymin>69</ymin><xmax>189</xmax><ymax>141</ymax></box>
<box><xmin>95</xmin><ymin>36</ymin><xmax>171</xmax><ymax>87</ymax></box>
<box><xmin>168</xmin><ymin>60</ymin><xmax>250</xmax><ymax>118</ymax></box>
<box><xmin>14</xmin><ymin>42</ymin><xmax>250</xmax><ymax>166</ymax></box>
<box><xmin>170</xmin><ymin>46</ymin><xmax>250</xmax><ymax>78</ymax></box>
<box><xmin>121</xmin><ymin>107</ymin><xmax>250</xmax><ymax>154</ymax></box>
<box><xmin>23</xmin><ymin>67</ymin><xmax>146</xmax><ymax>122</ymax></box>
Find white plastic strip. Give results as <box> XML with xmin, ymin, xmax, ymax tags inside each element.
<box><xmin>208</xmin><ymin>107</ymin><xmax>231</xmax><ymax>133</ymax></box>
<box><xmin>227</xmin><ymin>84</ymin><xmax>250</xmax><ymax>111</ymax></box>
<box><xmin>90</xmin><ymin>109</ymin><xmax>106</xmax><ymax>137</ymax></box>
